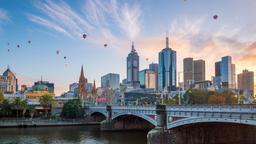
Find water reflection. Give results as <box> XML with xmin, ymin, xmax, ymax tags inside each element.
<box><xmin>0</xmin><ymin>125</ymin><xmax>147</xmax><ymax>144</ymax></box>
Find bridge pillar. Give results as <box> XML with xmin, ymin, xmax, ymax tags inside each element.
<box><xmin>100</xmin><ymin>105</ymin><xmax>113</xmax><ymax>131</ymax></box>
<box><xmin>147</xmin><ymin>104</ymin><xmax>171</xmax><ymax>144</ymax></box>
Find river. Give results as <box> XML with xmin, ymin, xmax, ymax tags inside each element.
<box><xmin>0</xmin><ymin>125</ymin><xmax>147</xmax><ymax>144</ymax></box>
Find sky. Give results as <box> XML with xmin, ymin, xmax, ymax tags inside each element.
<box><xmin>0</xmin><ymin>0</ymin><xmax>256</xmax><ymax>95</ymax></box>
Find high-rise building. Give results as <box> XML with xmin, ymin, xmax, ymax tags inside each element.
<box><xmin>194</xmin><ymin>59</ymin><xmax>205</xmax><ymax>82</ymax></box>
<box><xmin>149</xmin><ymin>63</ymin><xmax>159</xmax><ymax>90</ymax></box>
<box><xmin>139</xmin><ymin>69</ymin><xmax>156</xmax><ymax>89</ymax></box>
<box><xmin>127</xmin><ymin>42</ymin><xmax>140</xmax><ymax>89</ymax></box>
<box><xmin>101</xmin><ymin>73</ymin><xmax>120</xmax><ymax>90</ymax></box>
<box><xmin>238</xmin><ymin>69</ymin><xmax>254</xmax><ymax>103</ymax></box>
<box><xmin>183</xmin><ymin>58</ymin><xmax>206</xmax><ymax>90</ymax></box>
<box><xmin>158</xmin><ymin>36</ymin><xmax>176</xmax><ymax>91</ymax></box>
<box><xmin>78</xmin><ymin>65</ymin><xmax>87</xmax><ymax>101</ymax></box>
<box><xmin>0</xmin><ymin>68</ymin><xmax>18</xmax><ymax>93</ymax></box>
<box><xmin>183</xmin><ymin>58</ymin><xmax>194</xmax><ymax>90</ymax></box>
<box><xmin>215</xmin><ymin>61</ymin><xmax>221</xmax><ymax>77</ymax></box>
<box><xmin>214</xmin><ymin>56</ymin><xmax>236</xmax><ymax>89</ymax></box>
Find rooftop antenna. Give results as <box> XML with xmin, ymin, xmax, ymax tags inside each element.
<box><xmin>166</xmin><ymin>31</ymin><xmax>169</xmax><ymax>48</ymax></box>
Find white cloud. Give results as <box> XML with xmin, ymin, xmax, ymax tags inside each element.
<box><xmin>0</xmin><ymin>8</ymin><xmax>9</xmax><ymax>21</ymax></box>
<box><xmin>28</xmin><ymin>0</ymin><xmax>142</xmax><ymax>46</ymax></box>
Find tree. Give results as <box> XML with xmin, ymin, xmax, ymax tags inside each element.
<box><xmin>61</xmin><ymin>99</ymin><xmax>83</xmax><ymax>119</ymax></box>
<box><xmin>0</xmin><ymin>90</ymin><xmax>4</xmax><ymax>103</ymax></box>
<box><xmin>0</xmin><ymin>99</ymin><xmax>12</xmax><ymax>117</ymax></box>
<box><xmin>20</xmin><ymin>99</ymin><xmax>28</xmax><ymax>118</ymax></box>
<box><xmin>208</xmin><ymin>95</ymin><xmax>226</xmax><ymax>104</ymax></box>
<box><xmin>12</xmin><ymin>97</ymin><xmax>23</xmax><ymax>118</ymax></box>
<box><xmin>39</xmin><ymin>95</ymin><xmax>55</xmax><ymax>117</ymax></box>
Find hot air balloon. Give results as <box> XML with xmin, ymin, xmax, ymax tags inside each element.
<box><xmin>7</xmin><ymin>49</ymin><xmax>10</xmax><ymax>52</ymax></box>
<box><xmin>213</xmin><ymin>14</ymin><xmax>218</xmax><ymax>20</ymax></box>
<box><xmin>64</xmin><ymin>56</ymin><xmax>67</xmax><ymax>59</ymax></box>
<box><xmin>28</xmin><ymin>40</ymin><xmax>31</xmax><ymax>44</ymax></box>
<box><xmin>56</xmin><ymin>50</ymin><xmax>60</xmax><ymax>55</ymax></box>
<box><xmin>146</xmin><ymin>58</ymin><xmax>149</xmax><ymax>61</ymax></box>
<box><xmin>17</xmin><ymin>45</ymin><xmax>20</xmax><ymax>48</ymax></box>
<box><xmin>83</xmin><ymin>34</ymin><xmax>87</xmax><ymax>39</ymax></box>
<box><xmin>104</xmin><ymin>44</ymin><xmax>107</xmax><ymax>47</ymax></box>
<box><xmin>7</xmin><ymin>42</ymin><xmax>10</xmax><ymax>46</ymax></box>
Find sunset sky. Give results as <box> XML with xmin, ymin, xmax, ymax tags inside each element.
<box><xmin>0</xmin><ymin>0</ymin><xmax>255</xmax><ymax>95</ymax></box>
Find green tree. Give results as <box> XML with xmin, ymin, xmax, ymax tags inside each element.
<box><xmin>61</xmin><ymin>99</ymin><xmax>83</xmax><ymax>119</ymax></box>
<box><xmin>1</xmin><ymin>99</ymin><xmax>12</xmax><ymax>117</ymax></box>
<box><xmin>39</xmin><ymin>95</ymin><xmax>55</xmax><ymax>117</ymax></box>
<box><xmin>12</xmin><ymin>97</ymin><xmax>22</xmax><ymax>118</ymax></box>
<box><xmin>0</xmin><ymin>90</ymin><xmax>4</xmax><ymax>103</ymax></box>
<box><xmin>20</xmin><ymin>99</ymin><xmax>28</xmax><ymax>118</ymax></box>
<box><xmin>183</xmin><ymin>89</ymin><xmax>208</xmax><ymax>104</ymax></box>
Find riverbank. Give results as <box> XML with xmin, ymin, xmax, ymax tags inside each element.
<box><xmin>0</xmin><ymin>119</ymin><xmax>100</xmax><ymax>128</ymax></box>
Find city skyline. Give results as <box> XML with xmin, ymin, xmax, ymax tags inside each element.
<box><xmin>1</xmin><ymin>0</ymin><xmax>256</xmax><ymax>95</ymax></box>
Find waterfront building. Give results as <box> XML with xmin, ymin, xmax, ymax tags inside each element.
<box><xmin>139</xmin><ymin>69</ymin><xmax>156</xmax><ymax>89</ymax></box>
<box><xmin>127</xmin><ymin>42</ymin><xmax>140</xmax><ymax>89</ymax></box>
<box><xmin>158</xmin><ymin>36</ymin><xmax>176</xmax><ymax>91</ymax></box>
<box><xmin>237</xmin><ymin>69</ymin><xmax>254</xmax><ymax>103</ymax></box>
<box><xmin>34</xmin><ymin>80</ymin><xmax>54</xmax><ymax>93</ymax></box>
<box><xmin>101</xmin><ymin>73</ymin><xmax>120</xmax><ymax>90</ymax></box>
<box><xmin>0</xmin><ymin>67</ymin><xmax>18</xmax><ymax>93</ymax></box>
<box><xmin>149</xmin><ymin>63</ymin><xmax>159</xmax><ymax>90</ymax></box>
<box><xmin>25</xmin><ymin>80</ymin><xmax>55</xmax><ymax>102</ymax></box>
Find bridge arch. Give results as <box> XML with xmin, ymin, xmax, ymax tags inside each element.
<box><xmin>167</xmin><ymin>117</ymin><xmax>256</xmax><ymax>129</ymax></box>
<box><xmin>112</xmin><ymin>112</ymin><xmax>157</xmax><ymax>126</ymax></box>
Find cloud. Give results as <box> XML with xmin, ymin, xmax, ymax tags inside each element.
<box><xmin>28</xmin><ymin>14</ymin><xmax>71</xmax><ymax>37</ymax></box>
<box><xmin>0</xmin><ymin>8</ymin><xmax>9</xmax><ymax>21</ymax></box>
<box><xmin>28</xmin><ymin>0</ymin><xmax>142</xmax><ymax>46</ymax></box>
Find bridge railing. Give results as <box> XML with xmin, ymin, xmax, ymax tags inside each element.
<box><xmin>166</xmin><ymin>104</ymin><xmax>256</xmax><ymax>113</ymax></box>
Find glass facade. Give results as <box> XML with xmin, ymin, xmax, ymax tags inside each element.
<box><xmin>158</xmin><ymin>44</ymin><xmax>177</xmax><ymax>91</ymax></box>
<box><xmin>101</xmin><ymin>73</ymin><xmax>120</xmax><ymax>90</ymax></box>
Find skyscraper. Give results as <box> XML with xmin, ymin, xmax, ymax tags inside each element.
<box><xmin>158</xmin><ymin>36</ymin><xmax>176</xmax><ymax>91</ymax></box>
<box><xmin>127</xmin><ymin>42</ymin><xmax>140</xmax><ymax>89</ymax></box>
<box><xmin>101</xmin><ymin>73</ymin><xmax>120</xmax><ymax>90</ymax></box>
<box><xmin>78</xmin><ymin>65</ymin><xmax>87</xmax><ymax>101</ymax></box>
<box><xmin>238</xmin><ymin>69</ymin><xmax>254</xmax><ymax>103</ymax></box>
<box><xmin>149</xmin><ymin>63</ymin><xmax>159</xmax><ymax>89</ymax></box>
<box><xmin>214</xmin><ymin>56</ymin><xmax>236</xmax><ymax>89</ymax></box>
<box><xmin>183</xmin><ymin>58</ymin><xmax>194</xmax><ymax>90</ymax></box>
<box><xmin>194</xmin><ymin>59</ymin><xmax>205</xmax><ymax>82</ymax></box>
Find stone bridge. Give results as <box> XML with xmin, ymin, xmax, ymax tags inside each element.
<box><xmin>86</xmin><ymin>105</ymin><xmax>256</xmax><ymax>144</ymax></box>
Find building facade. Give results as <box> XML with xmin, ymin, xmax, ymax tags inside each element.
<box><xmin>158</xmin><ymin>36</ymin><xmax>176</xmax><ymax>91</ymax></box>
<box><xmin>101</xmin><ymin>73</ymin><xmax>120</xmax><ymax>90</ymax></box>
<box><xmin>194</xmin><ymin>59</ymin><xmax>205</xmax><ymax>82</ymax></box>
<box><xmin>78</xmin><ymin>65</ymin><xmax>87</xmax><ymax>101</ymax></box>
<box><xmin>139</xmin><ymin>69</ymin><xmax>156</xmax><ymax>89</ymax></box>
<box><xmin>149</xmin><ymin>63</ymin><xmax>159</xmax><ymax>90</ymax></box>
<box><xmin>183</xmin><ymin>58</ymin><xmax>194</xmax><ymax>90</ymax></box>
<box><xmin>0</xmin><ymin>68</ymin><xmax>18</xmax><ymax>93</ymax></box>
<box><xmin>237</xmin><ymin>69</ymin><xmax>254</xmax><ymax>103</ymax></box>
<box><xmin>215</xmin><ymin>56</ymin><xmax>236</xmax><ymax>89</ymax></box>
<box><xmin>127</xmin><ymin>42</ymin><xmax>140</xmax><ymax>89</ymax></box>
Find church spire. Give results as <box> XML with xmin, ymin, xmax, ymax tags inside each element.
<box><xmin>80</xmin><ymin>65</ymin><xmax>84</xmax><ymax>78</ymax></box>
